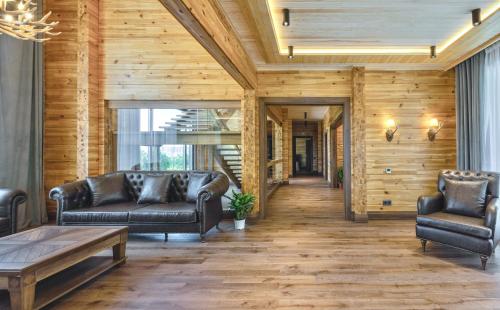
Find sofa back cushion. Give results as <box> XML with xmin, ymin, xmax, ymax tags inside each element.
<box><xmin>438</xmin><ymin>170</ymin><xmax>500</xmax><ymax>199</ymax></box>
<box><xmin>443</xmin><ymin>178</ymin><xmax>488</xmax><ymax>218</ymax></box>
<box><xmin>186</xmin><ymin>172</ymin><xmax>211</xmax><ymax>202</ymax></box>
<box><xmin>137</xmin><ymin>174</ymin><xmax>172</xmax><ymax>204</ymax></box>
<box><xmin>87</xmin><ymin>173</ymin><xmax>130</xmax><ymax>207</ymax></box>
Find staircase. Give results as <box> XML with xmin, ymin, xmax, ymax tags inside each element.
<box><xmin>162</xmin><ymin>109</ymin><xmax>242</xmax><ymax>188</ymax></box>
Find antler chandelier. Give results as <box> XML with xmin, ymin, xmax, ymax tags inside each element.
<box><xmin>0</xmin><ymin>0</ymin><xmax>59</xmax><ymax>42</ymax></box>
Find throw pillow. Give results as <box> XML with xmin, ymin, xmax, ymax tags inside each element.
<box><xmin>444</xmin><ymin>178</ymin><xmax>488</xmax><ymax>218</ymax></box>
<box><xmin>87</xmin><ymin>173</ymin><xmax>130</xmax><ymax>207</ymax></box>
<box><xmin>137</xmin><ymin>174</ymin><xmax>172</xmax><ymax>204</ymax></box>
<box><xmin>186</xmin><ymin>173</ymin><xmax>211</xmax><ymax>202</ymax></box>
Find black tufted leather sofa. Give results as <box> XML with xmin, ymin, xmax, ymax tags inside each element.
<box><xmin>49</xmin><ymin>171</ymin><xmax>229</xmax><ymax>242</ymax></box>
<box><xmin>0</xmin><ymin>188</ymin><xmax>27</xmax><ymax>237</ymax></box>
<box><xmin>416</xmin><ymin>170</ymin><xmax>500</xmax><ymax>269</ymax></box>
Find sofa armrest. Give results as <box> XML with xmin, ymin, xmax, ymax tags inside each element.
<box><xmin>49</xmin><ymin>180</ymin><xmax>91</xmax><ymax>225</ymax></box>
<box><xmin>197</xmin><ymin>173</ymin><xmax>230</xmax><ymax>202</ymax></box>
<box><xmin>485</xmin><ymin>198</ymin><xmax>499</xmax><ymax>242</ymax></box>
<box><xmin>197</xmin><ymin>173</ymin><xmax>229</xmax><ymax>233</ymax></box>
<box><xmin>417</xmin><ymin>192</ymin><xmax>444</xmax><ymax>215</ymax></box>
<box><xmin>0</xmin><ymin>188</ymin><xmax>27</xmax><ymax>234</ymax></box>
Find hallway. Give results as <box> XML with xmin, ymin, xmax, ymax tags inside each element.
<box><xmin>43</xmin><ymin>178</ymin><xmax>500</xmax><ymax>309</ymax></box>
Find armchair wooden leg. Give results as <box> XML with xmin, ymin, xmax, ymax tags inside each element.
<box><xmin>420</xmin><ymin>239</ymin><xmax>427</xmax><ymax>252</ymax></box>
<box><xmin>164</xmin><ymin>233</ymin><xmax>168</xmax><ymax>242</ymax></box>
<box><xmin>200</xmin><ymin>233</ymin><xmax>206</xmax><ymax>243</ymax></box>
<box><xmin>480</xmin><ymin>255</ymin><xmax>488</xmax><ymax>270</ymax></box>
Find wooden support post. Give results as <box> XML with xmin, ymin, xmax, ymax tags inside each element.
<box><xmin>281</xmin><ymin>109</ymin><xmax>290</xmax><ymax>183</ymax></box>
<box><xmin>351</xmin><ymin>67</ymin><xmax>368</xmax><ymax>222</ymax></box>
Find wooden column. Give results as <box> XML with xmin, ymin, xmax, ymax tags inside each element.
<box><xmin>77</xmin><ymin>0</ymin><xmax>100</xmax><ymax>179</ymax></box>
<box><xmin>241</xmin><ymin>90</ymin><xmax>261</xmax><ymax>215</ymax></box>
<box><xmin>281</xmin><ymin>109</ymin><xmax>290</xmax><ymax>183</ymax></box>
<box><xmin>317</xmin><ymin>121</ymin><xmax>323</xmax><ymax>175</ymax></box>
<box><xmin>351</xmin><ymin>67</ymin><xmax>367</xmax><ymax>222</ymax></box>
<box><xmin>272</xmin><ymin>122</ymin><xmax>283</xmax><ymax>183</ymax></box>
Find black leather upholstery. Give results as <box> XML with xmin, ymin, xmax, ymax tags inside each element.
<box><xmin>186</xmin><ymin>172</ymin><xmax>210</xmax><ymax>202</ymax></box>
<box><xmin>50</xmin><ymin>171</ymin><xmax>229</xmax><ymax>240</ymax></box>
<box><xmin>137</xmin><ymin>174</ymin><xmax>172</xmax><ymax>204</ymax></box>
<box><xmin>416</xmin><ymin>170</ymin><xmax>500</xmax><ymax>267</ymax></box>
<box><xmin>443</xmin><ymin>179</ymin><xmax>488</xmax><ymax>218</ymax></box>
<box><xmin>87</xmin><ymin>173</ymin><xmax>131</xmax><ymax>207</ymax></box>
<box><xmin>0</xmin><ymin>188</ymin><xmax>27</xmax><ymax>236</ymax></box>
<box><xmin>129</xmin><ymin>202</ymin><xmax>197</xmax><ymax>223</ymax></box>
<box><xmin>417</xmin><ymin>212</ymin><xmax>492</xmax><ymax>239</ymax></box>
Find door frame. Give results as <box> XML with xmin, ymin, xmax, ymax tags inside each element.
<box><xmin>292</xmin><ymin>135</ymin><xmax>314</xmax><ymax>175</ymax></box>
<box><xmin>260</xmin><ymin>97</ymin><xmax>352</xmax><ymax>221</ymax></box>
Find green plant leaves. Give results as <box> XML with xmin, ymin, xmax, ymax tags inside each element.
<box><xmin>227</xmin><ymin>190</ymin><xmax>256</xmax><ymax>220</ymax></box>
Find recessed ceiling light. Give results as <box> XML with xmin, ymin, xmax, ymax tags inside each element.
<box><xmin>430</xmin><ymin>46</ymin><xmax>436</xmax><ymax>58</ymax></box>
<box><xmin>472</xmin><ymin>8</ymin><xmax>481</xmax><ymax>26</ymax></box>
<box><xmin>288</xmin><ymin>46</ymin><xmax>294</xmax><ymax>59</ymax></box>
<box><xmin>282</xmin><ymin>8</ymin><xmax>290</xmax><ymax>27</ymax></box>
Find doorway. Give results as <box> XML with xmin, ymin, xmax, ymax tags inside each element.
<box><xmin>293</xmin><ymin>136</ymin><xmax>313</xmax><ymax>175</ymax></box>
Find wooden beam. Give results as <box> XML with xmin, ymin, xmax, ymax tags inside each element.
<box><xmin>440</xmin><ymin>10</ymin><xmax>500</xmax><ymax>70</ymax></box>
<box><xmin>158</xmin><ymin>0</ymin><xmax>257</xmax><ymax>89</ymax></box>
<box><xmin>266</xmin><ymin>106</ymin><xmax>283</xmax><ymax>126</ymax></box>
<box><xmin>237</xmin><ymin>0</ymin><xmax>279</xmax><ymax>63</ymax></box>
<box><xmin>234</xmin><ymin>0</ymin><xmax>269</xmax><ymax>63</ymax></box>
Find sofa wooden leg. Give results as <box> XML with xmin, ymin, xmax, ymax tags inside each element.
<box><xmin>480</xmin><ymin>255</ymin><xmax>488</xmax><ymax>270</ymax></box>
<box><xmin>200</xmin><ymin>233</ymin><xmax>206</xmax><ymax>243</ymax></box>
<box><xmin>420</xmin><ymin>239</ymin><xmax>427</xmax><ymax>252</ymax></box>
<box><xmin>215</xmin><ymin>223</ymin><xmax>222</xmax><ymax>231</ymax></box>
<box><xmin>164</xmin><ymin>233</ymin><xmax>168</xmax><ymax>242</ymax></box>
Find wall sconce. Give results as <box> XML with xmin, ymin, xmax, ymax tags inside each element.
<box><xmin>428</xmin><ymin>118</ymin><xmax>443</xmax><ymax>141</ymax></box>
<box><xmin>385</xmin><ymin>119</ymin><xmax>398</xmax><ymax>142</ymax></box>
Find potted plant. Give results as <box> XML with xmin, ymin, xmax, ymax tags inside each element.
<box><xmin>225</xmin><ymin>190</ymin><xmax>255</xmax><ymax>230</ymax></box>
<box><xmin>337</xmin><ymin>166</ymin><xmax>344</xmax><ymax>189</ymax></box>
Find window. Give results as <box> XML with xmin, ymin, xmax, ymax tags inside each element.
<box><xmin>113</xmin><ymin>107</ymin><xmax>242</xmax><ymax>188</ymax></box>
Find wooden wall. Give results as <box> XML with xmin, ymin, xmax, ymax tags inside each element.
<box><xmin>365</xmin><ymin>70</ymin><xmax>456</xmax><ymax>213</ymax></box>
<box><xmin>100</xmin><ymin>0</ymin><xmax>243</xmax><ymax>101</ymax></box>
<box><xmin>258</xmin><ymin>70</ymin><xmax>456</xmax><ymax>216</ymax></box>
<box><xmin>336</xmin><ymin>125</ymin><xmax>344</xmax><ymax>168</ymax></box>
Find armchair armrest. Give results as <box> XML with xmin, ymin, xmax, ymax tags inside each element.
<box><xmin>417</xmin><ymin>192</ymin><xmax>444</xmax><ymax>215</ymax></box>
<box><xmin>197</xmin><ymin>173</ymin><xmax>229</xmax><ymax>233</ymax></box>
<box><xmin>49</xmin><ymin>180</ymin><xmax>91</xmax><ymax>225</ymax></box>
<box><xmin>485</xmin><ymin>198</ymin><xmax>499</xmax><ymax>243</ymax></box>
<box><xmin>0</xmin><ymin>188</ymin><xmax>27</xmax><ymax>234</ymax></box>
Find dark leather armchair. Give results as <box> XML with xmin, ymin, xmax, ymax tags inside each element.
<box><xmin>416</xmin><ymin>170</ymin><xmax>500</xmax><ymax>269</ymax></box>
<box><xmin>0</xmin><ymin>188</ymin><xmax>27</xmax><ymax>236</ymax></box>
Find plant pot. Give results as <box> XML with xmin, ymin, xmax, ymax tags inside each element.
<box><xmin>234</xmin><ymin>219</ymin><xmax>246</xmax><ymax>230</ymax></box>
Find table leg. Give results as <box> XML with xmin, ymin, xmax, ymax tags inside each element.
<box><xmin>8</xmin><ymin>274</ymin><xmax>35</xmax><ymax>310</ymax></box>
<box><xmin>112</xmin><ymin>231</ymin><xmax>128</xmax><ymax>265</ymax></box>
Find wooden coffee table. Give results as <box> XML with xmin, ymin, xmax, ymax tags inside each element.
<box><xmin>0</xmin><ymin>226</ymin><xmax>128</xmax><ymax>310</ymax></box>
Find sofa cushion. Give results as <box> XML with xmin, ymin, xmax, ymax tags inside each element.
<box><xmin>87</xmin><ymin>173</ymin><xmax>130</xmax><ymax>207</ymax></box>
<box><xmin>62</xmin><ymin>202</ymin><xmax>142</xmax><ymax>223</ymax></box>
<box><xmin>137</xmin><ymin>174</ymin><xmax>172</xmax><ymax>204</ymax></box>
<box><xmin>129</xmin><ymin>202</ymin><xmax>197</xmax><ymax>223</ymax></box>
<box><xmin>186</xmin><ymin>173</ymin><xmax>211</xmax><ymax>202</ymax></box>
<box><xmin>444</xmin><ymin>178</ymin><xmax>488</xmax><ymax>218</ymax></box>
<box><xmin>417</xmin><ymin>212</ymin><xmax>492</xmax><ymax>239</ymax></box>
<box><xmin>0</xmin><ymin>217</ymin><xmax>9</xmax><ymax>233</ymax></box>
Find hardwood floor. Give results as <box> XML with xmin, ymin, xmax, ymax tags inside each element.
<box><xmin>25</xmin><ymin>177</ymin><xmax>500</xmax><ymax>309</ymax></box>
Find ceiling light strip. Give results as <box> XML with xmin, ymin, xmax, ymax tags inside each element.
<box><xmin>267</xmin><ymin>0</ymin><xmax>500</xmax><ymax>56</ymax></box>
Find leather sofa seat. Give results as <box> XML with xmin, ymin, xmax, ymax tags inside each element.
<box><xmin>417</xmin><ymin>212</ymin><xmax>492</xmax><ymax>239</ymax></box>
<box><xmin>129</xmin><ymin>202</ymin><xmax>197</xmax><ymax>224</ymax></box>
<box><xmin>62</xmin><ymin>202</ymin><xmax>142</xmax><ymax>223</ymax></box>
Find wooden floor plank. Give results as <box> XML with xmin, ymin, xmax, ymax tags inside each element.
<box><xmin>14</xmin><ymin>177</ymin><xmax>500</xmax><ymax>309</ymax></box>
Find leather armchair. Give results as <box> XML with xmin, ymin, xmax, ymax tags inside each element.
<box><xmin>0</xmin><ymin>188</ymin><xmax>27</xmax><ymax>236</ymax></box>
<box><xmin>416</xmin><ymin>170</ymin><xmax>500</xmax><ymax>270</ymax></box>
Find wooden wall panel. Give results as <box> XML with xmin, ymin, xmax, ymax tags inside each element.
<box><xmin>336</xmin><ymin>124</ymin><xmax>344</xmax><ymax>168</ymax></box>
<box><xmin>365</xmin><ymin>70</ymin><xmax>456</xmax><ymax>213</ymax></box>
<box><xmin>100</xmin><ymin>0</ymin><xmax>243</xmax><ymax>101</ymax></box>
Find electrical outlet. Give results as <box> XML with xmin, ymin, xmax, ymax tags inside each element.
<box><xmin>384</xmin><ymin>168</ymin><xmax>392</xmax><ymax>174</ymax></box>
<box><xmin>383</xmin><ymin>199</ymin><xmax>392</xmax><ymax>206</ymax></box>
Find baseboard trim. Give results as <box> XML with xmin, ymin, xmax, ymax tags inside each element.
<box><xmin>353</xmin><ymin>213</ymin><xmax>368</xmax><ymax>223</ymax></box>
<box><xmin>368</xmin><ymin>211</ymin><xmax>417</xmax><ymax>220</ymax></box>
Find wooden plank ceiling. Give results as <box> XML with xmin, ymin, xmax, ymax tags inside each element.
<box><xmin>218</xmin><ymin>0</ymin><xmax>500</xmax><ymax>70</ymax></box>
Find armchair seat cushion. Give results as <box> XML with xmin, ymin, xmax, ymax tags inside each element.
<box><xmin>417</xmin><ymin>212</ymin><xmax>492</xmax><ymax>239</ymax></box>
<box><xmin>62</xmin><ymin>202</ymin><xmax>142</xmax><ymax>223</ymax></box>
<box><xmin>0</xmin><ymin>217</ymin><xmax>8</xmax><ymax>233</ymax></box>
<box><xmin>129</xmin><ymin>202</ymin><xmax>197</xmax><ymax>224</ymax></box>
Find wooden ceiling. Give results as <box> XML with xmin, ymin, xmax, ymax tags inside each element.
<box><xmin>218</xmin><ymin>0</ymin><xmax>500</xmax><ymax>70</ymax></box>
